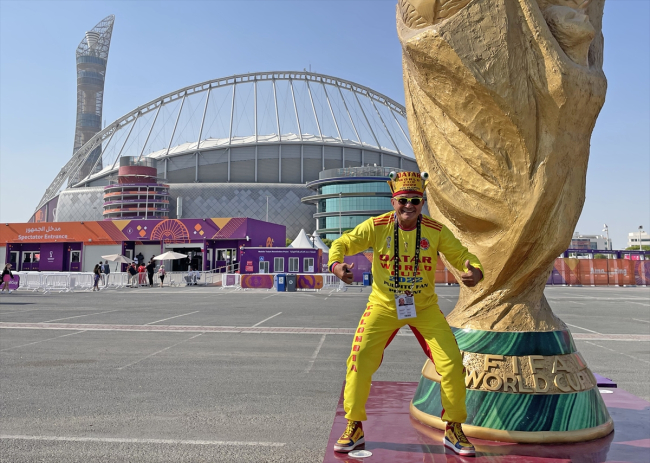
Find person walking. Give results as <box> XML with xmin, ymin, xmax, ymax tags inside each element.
<box><xmin>1</xmin><ymin>263</ymin><xmax>15</xmax><ymax>293</ymax></box>
<box><xmin>103</xmin><ymin>260</ymin><xmax>111</xmax><ymax>286</ymax></box>
<box><xmin>157</xmin><ymin>264</ymin><xmax>166</xmax><ymax>287</ymax></box>
<box><xmin>146</xmin><ymin>260</ymin><xmax>155</xmax><ymax>287</ymax></box>
<box><xmin>137</xmin><ymin>262</ymin><xmax>146</xmax><ymax>286</ymax></box>
<box><xmin>328</xmin><ymin>171</ymin><xmax>484</xmax><ymax>457</ymax></box>
<box><xmin>98</xmin><ymin>261</ymin><xmax>105</xmax><ymax>286</ymax></box>
<box><xmin>128</xmin><ymin>263</ymin><xmax>138</xmax><ymax>287</ymax></box>
<box><xmin>92</xmin><ymin>264</ymin><xmax>101</xmax><ymax>291</ymax></box>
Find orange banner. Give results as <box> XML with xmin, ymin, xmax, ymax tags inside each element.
<box><xmin>0</xmin><ymin>222</ymin><xmax>121</xmax><ymax>245</ymax></box>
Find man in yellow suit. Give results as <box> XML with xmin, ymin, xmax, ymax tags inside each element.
<box><xmin>329</xmin><ymin>171</ymin><xmax>483</xmax><ymax>457</ymax></box>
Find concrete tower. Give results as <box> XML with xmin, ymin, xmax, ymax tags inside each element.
<box><xmin>72</xmin><ymin>15</ymin><xmax>115</xmax><ymax>183</ymax></box>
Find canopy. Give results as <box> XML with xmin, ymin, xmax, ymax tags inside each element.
<box><xmin>153</xmin><ymin>251</ymin><xmax>188</xmax><ymax>261</ymax></box>
<box><xmin>101</xmin><ymin>254</ymin><xmax>131</xmax><ymax>264</ymax></box>
<box><xmin>289</xmin><ymin>229</ymin><xmax>314</xmax><ymax>248</ymax></box>
<box><xmin>311</xmin><ymin>232</ymin><xmax>330</xmax><ymax>252</ymax></box>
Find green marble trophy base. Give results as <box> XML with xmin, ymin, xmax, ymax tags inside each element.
<box><xmin>410</xmin><ymin>327</ymin><xmax>614</xmax><ymax>443</ymax></box>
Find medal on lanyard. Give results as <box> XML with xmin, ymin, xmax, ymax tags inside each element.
<box><xmin>393</xmin><ymin>214</ymin><xmax>421</xmax><ymax>320</ymax></box>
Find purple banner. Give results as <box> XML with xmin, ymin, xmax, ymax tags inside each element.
<box><xmin>3</xmin><ymin>274</ymin><xmax>20</xmax><ymax>290</ymax></box>
<box><xmin>39</xmin><ymin>243</ymin><xmax>65</xmax><ymax>271</ymax></box>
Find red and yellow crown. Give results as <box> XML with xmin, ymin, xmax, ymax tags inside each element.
<box><xmin>387</xmin><ymin>171</ymin><xmax>429</xmax><ymax>197</ymax></box>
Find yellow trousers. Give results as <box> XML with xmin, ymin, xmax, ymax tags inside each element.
<box><xmin>344</xmin><ymin>303</ymin><xmax>467</xmax><ymax>423</ymax></box>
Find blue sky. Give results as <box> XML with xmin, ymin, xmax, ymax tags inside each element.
<box><xmin>1</xmin><ymin>1</ymin><xmax>648</xmax><ymax>249</ymax></box>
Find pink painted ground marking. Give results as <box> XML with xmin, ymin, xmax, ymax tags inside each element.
<box><xmin>323</xmin><ymin>382</ymin><xmax>650</xmax><ymax>463</ymax></box>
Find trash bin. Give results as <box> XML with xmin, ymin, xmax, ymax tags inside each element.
<box><xmin>363</xmin><ymin>272</ymin><xmax>373</xmax><ymax>286</ymax></box>
<box><xmin>286</xmin><ymin>273</ymin><xmax>297</xmax><ymax>292</ymax></box>
<box><xmin>275</xmin><ymin>274</ymin><xmax>286</xmax><ymax>292</ymax></box>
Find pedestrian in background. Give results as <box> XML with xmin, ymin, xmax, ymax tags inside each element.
<box><xmin>103</xmin><ymin>260</ymin><xmax>111</xmax><ymax>286</ymax></box>
<box><xmin>1</xmin><ymin>263</ymin><xmax>15</xmax><ymax>293</ymax></box>
<box><xmin>128</xmin><ymin>263</ymin><xmax>138</xmax><ymax>287</ymax></box>
<box><xmin>92</xmin><ymin>264</ymin><xmax>101</xmax><ymax>291</ymax></box>
<box><xmin>98</xmin><ymin>261</ymin><xmax>105</xmax><ymax>286</ymax></box>
<box><xmin>158</xmin><ymin>264</ymin><xmax>166</xmax><ymax>287</ymax></box>
<box><xmin>138</xmin><ymin>262</ymin><xmax>146</xmax><ymax>286</ymax></box>
<box><xmin>146</xmin><ymin>260</ymin><xmax>155</xmax><ymax>287</ymax></box>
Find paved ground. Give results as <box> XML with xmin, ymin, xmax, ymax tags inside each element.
<box><xmin>0</xmin><ymin>285</ymin><xmax>648</xmax><ymax>462</ymax></box>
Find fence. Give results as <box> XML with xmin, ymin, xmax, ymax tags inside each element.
<box><xmin>548</xmin><ymin>258</ymin><xmax>649</xmax><ymax>286</ymax></box>
<box><xmin>14</xmin><ymin>272</ymin><xmax>132</xmax><ymax>293</ymax></box>
<box><xmin>11</xmin><ymin>257</ymin><xmax>649</xmax><ymax>293</ymax></box>
<box><xmin>427</xmin><ymin>257</ymin><xmax>648</xmax><ymax>287</ymax></box>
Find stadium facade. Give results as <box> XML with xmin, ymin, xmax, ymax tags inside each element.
<box><xmin>29</xmin><ymin>16</ymin><xmax>421</xmax><ymax>242</ymax></box>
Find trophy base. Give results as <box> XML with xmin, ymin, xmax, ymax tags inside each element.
<box><xmin>410</xmin><ymin>327</ymin><xmax>615</xmax><ymax>443</ymax></box>
<box><xmin>410</xmin><ymin>382</ymin><xmax>614</xmax><ymax>443</ymax></box>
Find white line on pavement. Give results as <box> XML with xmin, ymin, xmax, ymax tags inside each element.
<box><xmin>144</xmin><ymin>311</ymin><xmax>200</xmax><ymax>325</ymax></box>
<box><xmin>0</xmin><ymin>308</ymin><xmax>46</xmax><ymax>316</ymax></box>
<box><xmin>0</xmin><ymin>435</ymin><xmax>285</xmax><ymax>447</ymax></box>
<box><xmin>0</xmin><ymin>331</ymin><xmax>86</xmax><ymax>352</ymax></box>
<box><xmin>41</xmin><ymin>309</ymin><xmax>121</xmax><ymax>323</ymax></box>
<box><xmin>627</xmin><ymin>301</ymin><xmax>650</xmax><ymax>307</ymax></box>
<box><xmin>262</xmin><ymin>294</ymin><xmax>277</xmax><ymax>300</ymax></box>
<box><xmin>117</xmin><ymin>333</ymin><xmax>204</xmax><ymax>370</ymax></box>
<box><xmin>583</xmin><ymin>341</ymin><xmax>650</xmax><ymax>365</ymax></box>
<box><xmin>565</xmin><ymin>323</ymin><xmax>601</xmax><ymax>334</ymax></box>
<box><xmin>632</xmin><ymin>318</ymin><xmax>650</xmax><ymax>324</ymax></box>
<box><xmin>304</xmin><ymin>334</ymin><xmax>327</xmax><ymax>373</ymax></box>
<box><xmin>251</xmin><ymin>312</ymin><xmax>282</xmax><ymax>327</ymax></box>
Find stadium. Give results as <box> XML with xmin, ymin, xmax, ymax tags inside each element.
<box><xmin>31</xmin><ymin>18</ymin><xmax>422</xmax><ymax>241</ymax></box>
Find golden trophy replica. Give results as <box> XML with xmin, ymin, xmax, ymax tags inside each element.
<box><xmin>397</xmin><ymin>0</ymin><xmax>612</xmax><ymax>442</ymax></box>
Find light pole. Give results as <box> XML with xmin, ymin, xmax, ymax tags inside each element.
<box><xmin>639</xmin><ymin>225</ymin><xmax>644</xmax><ymax>251</ymax></box>
<box><xmin>602</xmin><ymin>224</ymin><xmax>610</xmax><ymax>250</ymax></box>
<box><xmin>339</xmin><ymin>192</ymin><xmax>342</xmax><ymax>237</ymax></box>
<box><xmin>266</xmin><ymin>196</ymin><xmax>269</xmax><ymax>222</ymax></box>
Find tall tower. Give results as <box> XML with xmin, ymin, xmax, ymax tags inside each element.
<box><xmin>72</xmin><ymin>15</ymin><xmax>115</xmax><ymax>183</ymax></box>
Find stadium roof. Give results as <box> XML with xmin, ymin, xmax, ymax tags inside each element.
<box><xmin>36</xmin><ymin>71</ymin><xmax>414</xmax><ymax>212</ymax></box>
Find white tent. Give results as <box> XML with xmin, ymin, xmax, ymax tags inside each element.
<box><xmin>289</xmin><ymin>229</ymin><xmax>315</xmax><ymax>248</ymax></box>
<box><xmin>153</xmin><ymin>251</ymin><xmax>188</xmax><ymax>260</ymax></box>
<box><xmin>311</xmin><ymin>232</ymin><xmax>330</xmax><ymax>252</ymax></box>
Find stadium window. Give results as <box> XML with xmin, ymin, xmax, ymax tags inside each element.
<box><xmin>289</xmin><ymin>258</ymin><xmax>299</xmax><ymax>273</ymax></box>
<box><xmin>303</xmin><ymin>258</ymin><xmax>314</xmax><ymax>273</ymax></box>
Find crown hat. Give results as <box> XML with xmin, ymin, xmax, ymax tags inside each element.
<box><xmin>387</xmin><ymin>171</ymin><xmax>429</xmax><ymax>197</ymax></box>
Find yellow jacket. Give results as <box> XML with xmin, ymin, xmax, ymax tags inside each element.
<box><xmin>328</xmin><ymin>212</ymin><xmax>483</xmax><ymax>309</ymax></box>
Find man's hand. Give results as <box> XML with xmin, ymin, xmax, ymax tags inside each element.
<box><xmin>334</xmin><ymin>262</ymin><xmax>355</xmax><ymax>284</ymax></box>
<box><xmin>461</xmin><ymin>260</ymin><xmax>482</xmax><ymax>287</ymax></box>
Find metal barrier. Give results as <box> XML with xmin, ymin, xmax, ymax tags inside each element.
<box><xmin>163</xmin><ymin>272</ymin><xmax>186</xmax><ymax>287</ymax></box>
<box><xmin>322</xmin><ymin>274</ymin><xmax>340</xmax><ymax>288</ymax></box>
<box><xmin>19</xmin><ymin>273</ymin><xmax>44</xmax><ymax>292</ymax></box>
<box><xmin>69</xmin><ymin>273</ymin><xmax>94</xmax><ymax>291</ymax></box>
<box><xmin>106</xmin><ymin>273</ymin><xmax>129</xmax><ymax>288</ymax></box>
<box><xmin>43</xmin><ymin>274</ymin><xmax>70</xmax><ymax>293</ymax></box>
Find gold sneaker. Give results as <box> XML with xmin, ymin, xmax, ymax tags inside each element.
<box><xmin>333</xmin><ymin>420</ymin><xmax>365</xmax><ymax>453</ymax></box>
<box><xmin>443</xmin><ymin>422</ymin><xmax>475</xmax><ymax>456</ymax></box>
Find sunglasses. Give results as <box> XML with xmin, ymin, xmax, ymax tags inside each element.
<box><xmin>395</xmin><ymin>197</ymin><xmax>423</xmax><ymax>206</ymax></box>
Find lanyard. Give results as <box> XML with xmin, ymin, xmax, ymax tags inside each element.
<box><xmin>393</xmin><ymin>214</ymin><xmax>421</xmax><ymax>293</ymax></box>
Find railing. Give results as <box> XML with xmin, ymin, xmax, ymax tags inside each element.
<box><xmin>210</xmin><ymin>262</ymin><xmax>240</xmax><ymax>274</ymax></box>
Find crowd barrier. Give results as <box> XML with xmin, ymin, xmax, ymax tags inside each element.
<box><xmin>548</xmin><ymin>258</ymin><xmax>649</xmax><ymax>286</ymax></box>
<box><xmin>10</xmin><ymin>258</ymin><xmax>648</xmax><ymax>293</ymax></box>
<box><xmin>432</xmin><ymin>258</ymin><xmax>650</xmax><ymax>286</ymax></box>
<box><xmin>236</xmin><ymin>273</ymin><xmax>341</xmax><ymax>291</ymax></box>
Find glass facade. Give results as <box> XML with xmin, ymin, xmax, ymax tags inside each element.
<box><xmin>304</xmin><ymin>167</ymin><xmax>414</xmax><ymax>240</ymax></box>
<box><xmin>318</xmin><ymin>197</ymin><xmax>392</xmax><ymax>213</ymax></box>
<box><xmin>318</xmin><ymin>215</ymin><xmax>373</xmax><ymax>231</ymax></box>
<box><xmin>320</xmin><ymin>182</ymin><xmax>390</xmax><ymax>195</ymax></box>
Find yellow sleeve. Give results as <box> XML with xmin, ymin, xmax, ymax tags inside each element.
<box><xmin>438</xmin><ymin>225</ymin><xmax>484</xmax><ymax>277</ymax></box>
<box><xmin>328</xmin><ymin>218</ymin><xmax>375</xmax><ymax>268</ymax></box>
